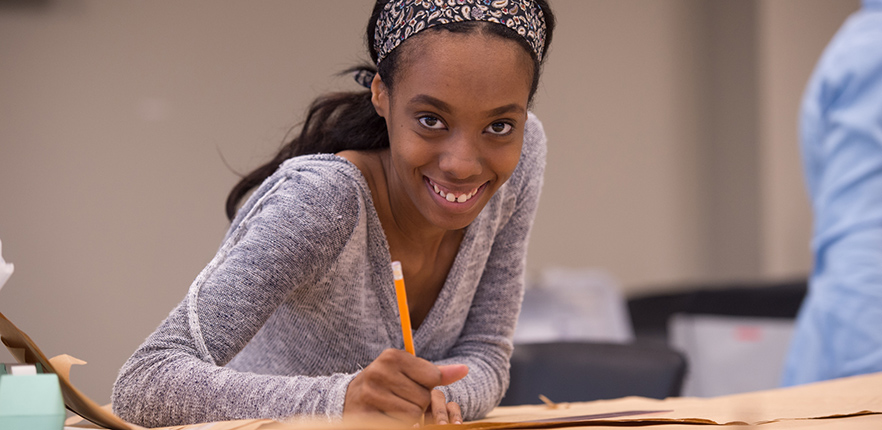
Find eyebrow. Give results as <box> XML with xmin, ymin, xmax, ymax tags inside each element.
<box><xmin>486</xmin><ymin>103</ymin><xmax>526</xmax><ymax>117</ymax></box>
<box><xmin>408</xmin><ymin>94</ymin><xmax>526</xmax><ymax>117</ymax></box>
<box><xmin>409</xmin><ymin>94</ymin><xmax>453</xmax><ymax>113</ymax></box>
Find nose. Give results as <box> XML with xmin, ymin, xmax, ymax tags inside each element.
<box><xmin>438</xmin><ymin>132</ymin><xmax>482</xmax><ymax>180</ymax></box>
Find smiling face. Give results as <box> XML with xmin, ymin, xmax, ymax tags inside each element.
<box><xmin>371</xmin><ymin>28</ymin><xmax>535</xmax><ymax>233</ymax></box>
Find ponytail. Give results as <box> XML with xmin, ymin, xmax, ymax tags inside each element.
<box><xmin>225</xmin><ymin>67</ymin><xmax>388</xmax><ymax>220</ymax></box>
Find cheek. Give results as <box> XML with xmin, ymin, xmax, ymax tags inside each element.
<box><xmin>491</xmin><ymin>139</ymin><xmax>525</xmax><ymax>182</ymax></box>
<box><xmin>386</xmin><ymin>110</ymin><xmax>429</xmax><ymax>171</ymax></box>
<box><xmin>390</xmin><ymin>136</ymin><xmax>434</xmax><ymax>178</ymax></box>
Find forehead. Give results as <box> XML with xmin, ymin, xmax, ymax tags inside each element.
<box><xmin>389</xmin><ymin>30</ymin><xmax>534</xmax><ymax>109</ymax></box>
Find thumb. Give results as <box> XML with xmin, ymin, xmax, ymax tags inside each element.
<box><xmin>437</xmin><ymin>364</ymin><xmax>469</xmax><ymax>386</ymax></box>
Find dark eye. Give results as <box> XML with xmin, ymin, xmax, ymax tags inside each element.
<box><xmin>485</xmin><ymin>122</ymin><xmax>513</xmax><ymax>135</ymax></box>
<box><xmin>418</xmin><ymin>115</ymin><xmax>446</xmax><ymax>130</ymax></box>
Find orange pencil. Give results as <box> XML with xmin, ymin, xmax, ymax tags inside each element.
<box><xmin>391</xmin><ymin>261</ymin><xmax>425</xmax><ymax>426</ymax></box>
<box><xmin>391</xmin><ymin>261</ymin><xmax>415</xmax><ymax>355</ymax></box>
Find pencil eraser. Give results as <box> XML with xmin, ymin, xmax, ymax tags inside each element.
<box><xmin>391</xmin><ymin>261</ymin><xmax>403</xmax><ymax>280</ymax></box>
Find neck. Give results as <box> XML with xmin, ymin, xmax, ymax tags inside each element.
<box><xmin>376</xmin><ymin>150</ymin><xmax>452</xmax><ymax>255</ymax></box>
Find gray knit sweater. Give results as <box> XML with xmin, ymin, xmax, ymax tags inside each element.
<box><xmin>112</xmin><ymin>113</ymin><xmax>546</xmax><ymax>427</ymax></box>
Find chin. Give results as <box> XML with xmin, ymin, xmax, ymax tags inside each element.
<box><xmin>427</xmin><ymin>198</ymin><xmax>491</xmax><ymax>231</ymax></box>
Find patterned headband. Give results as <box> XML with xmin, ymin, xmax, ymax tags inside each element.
<box><xmin>374</xmin><ymin>0</ymin><xmax>547</xmax><ymax>65</ymax></box>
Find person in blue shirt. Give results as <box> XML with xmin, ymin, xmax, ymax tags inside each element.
<box><xmin>782</xmin><ymin>0</ymin><xmax>882</xmax><ymax>386</ymax></box>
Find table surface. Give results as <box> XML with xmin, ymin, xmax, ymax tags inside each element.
<box><xmin>59</xmin><ymin>371</ymin><xmax>882</xmax><ymax>430</ymax></box>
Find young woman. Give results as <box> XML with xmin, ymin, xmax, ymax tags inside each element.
<box><xmin>113</xmin><ymin>0</ymin><xmax>555</xmax><ymax>426</ymax></box>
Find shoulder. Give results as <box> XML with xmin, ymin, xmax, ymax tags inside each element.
<box><xmin>275</xmin><ymin>154</ymin><xmax>370</xmax><ymax>194</ymax></box>
<box><xmin>228</xmin><ymin>154</ymin><xmax>372</xmax><ymax>237</ymax></box>
<box><xmin>829</xmin><ymin>9</ymin><xmax>882</xmax><ymax>66</ymax></box>
<box><xmin>811</xmin><ymin>11</ymin><xmax>882</xmax><ymax>108</ymax></box>
<box><xmin>524</xmin><ymin>111</ymin><xmax>548</xmax><ymax>153</ymax></box>
<box><xmin>509</xmin><ymin>112</ymin><xmax>548</xmax><ymax>190</ymax></box>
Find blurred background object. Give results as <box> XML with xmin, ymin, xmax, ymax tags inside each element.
<box><xmin>501</xmin><ymin>341</ymin><xmax>686</xmax><ymax>405</ymax></box>
<box><xmin>630</xmin><ymin>279</ymin><xmax>805</xmax><ymax>396</ymax></box>
<box><xmin>514</xmin><ymin>268</ymin><xmax>633</xmax><ymax>344</ymax></box>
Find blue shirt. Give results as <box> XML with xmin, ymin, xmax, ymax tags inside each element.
<box><xmin>782</xmin><ymin>0</ymin><xmax>882</xmax><ymax>386</ymax></box>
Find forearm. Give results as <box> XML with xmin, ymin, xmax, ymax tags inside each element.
<box><xmin>113</xmin><ymin>351</ymin><xmax>355</xmax><ymax>427</ymax></box>
<box><xmin>112</xmin><ymin>304</ymin><xmax>356</xmax><ymax>427</ymax></box>
<box><xmin>433</xmin><ymin>341</ymin><xmax>512</xmax><ymax>420</ymax></box>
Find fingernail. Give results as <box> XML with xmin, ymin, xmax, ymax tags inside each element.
<box><xmin>438</xmin><ymin>420</ymin><xmax>447</xmax><ymax>425</ymax></box>
<box><xmin>455</xmin><ymin>420</ymin><xmax>462</xmax><ymax>424</ymax></box>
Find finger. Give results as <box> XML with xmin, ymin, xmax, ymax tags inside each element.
<box><xmin>447</xmin><ymin>401</ymin><xmax>463</xmax><ymax>424</ymax></box>
<box><xmin>391</xmin><ymin>353</ymin><xmax>456</xmax><ymax>392</ymax></box>
<box><xmin>430</xmin><ymin>389</ymin><xmax>449</xmax><ymax>425</ymax></box>
<box><xmin>367</xmin><ymin>373</ymin><xmax>432</xmax><ymax>420</ymax></box>
<box><xmin>384</xmin><ymin>373</ymin><xmax>433</xmax><ymax>413</ymax></box>
<box><xmin>347</xmin><ymin>352</ymin><xmax>433</xmax><ymax>422</ymax></box>
<box><xmin>347</xmin><ymin>373</ymin><xmax>423</xmax><ymax>420</ymax></box>
<box><xmin>380</xmin><ymin>349</ymin><xmax>438</xmax><ymax>385</ymax></box>
<box><xmin>352</xmin><ymin>393</ymin><xmax>423</xmax><ymax>425</ymax></box>
<box><xmin>437</xmin><ymin>364</ymin><xmax>469</xmax><ymax>386</ymax></box>
<box><xmin>371</xmin><ymin>350</ymin><xmax>434</xmax><ymax>409</ymax></box>
<box><xmin>366</xmin><ymin>385</ymin><xmax>426</xmax><ymax>422</ymax></box>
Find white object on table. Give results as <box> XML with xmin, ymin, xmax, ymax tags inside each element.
<box><xmin>0</xmin><ymin>239</ymin><xmax>13</xmax><ymax>292</ymax></box>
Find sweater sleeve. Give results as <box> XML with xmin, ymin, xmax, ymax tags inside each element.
<box><xmin>112</xmin><ymin>162</ymin><xmax>362</xmax><ymax>427</ymax></box>
<box><xmin>434</xmin><ymin>113</ymin><xmax>547</xmax><ymax>419</ymax></box>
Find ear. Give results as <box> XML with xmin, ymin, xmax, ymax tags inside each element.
<box><xmin>370</xmin><ymin>73</ymin><xmax>389</xmax><ymax>118</ymax></box>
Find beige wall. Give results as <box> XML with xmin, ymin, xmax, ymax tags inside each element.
<box><xmin>0</xmin><ymin>0</ymin><xmax>859</xmax><ymax>406</ymax></box>
<box><xmin>755</xmin><ymin>0</ymin><xmax>859</xmax><ymax>277</ymax></box>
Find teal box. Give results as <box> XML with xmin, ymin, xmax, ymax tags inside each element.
<box><xmin>0</xmin><ymin>364</ymin><xmax>65</xmax><ymax>430</ymax></box>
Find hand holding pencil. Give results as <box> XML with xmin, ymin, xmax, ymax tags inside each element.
<box><xmin>342</xmin><ymin>261</ymin><xmax>469</xmax><ymax>425</ymax></box>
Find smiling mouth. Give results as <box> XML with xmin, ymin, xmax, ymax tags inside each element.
<box><xmin>428</xmin><ymin>179</ymin><xmax>481</xmax><ymax>203</ymax></box>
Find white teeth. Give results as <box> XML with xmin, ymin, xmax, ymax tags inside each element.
<box><xmin>430</xmin><ymin>180</ymin><xmax>479</xmax><ymax>203</ymax></box>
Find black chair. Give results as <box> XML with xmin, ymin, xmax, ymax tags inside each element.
<box><xmin>499</xmin><ymin>341</ymin><xmax>687</xmax><ymax>406</ymax></box>
<box><xmin>627</xmin><ymin>279</ymin><xmax>807</xmax><ymax>344</ymax></box>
